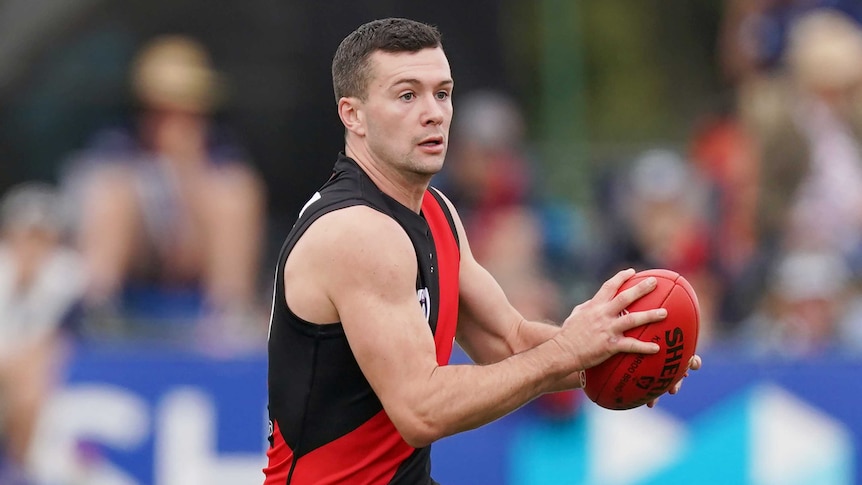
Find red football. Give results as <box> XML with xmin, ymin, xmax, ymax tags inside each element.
<box><xmin>583</xmin><ymin>269</ymin><xmax>700</xmax><ymax>410</ymax></box>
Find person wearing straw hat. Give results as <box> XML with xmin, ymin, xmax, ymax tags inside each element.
<box><xmin>66</xmin><ymin>35</ymin><xmax>266</xmax><ymax>345</ymax></box>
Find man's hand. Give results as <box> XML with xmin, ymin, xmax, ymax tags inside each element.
<box><xmin>552</xmin><ymin>268</ymin><xmax>667</xmax><ymax>372</ymax></box>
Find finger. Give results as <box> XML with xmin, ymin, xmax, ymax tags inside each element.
<box><xmin>618</xmin><ymin>336</ymin><xmax>660</xmax><ymax>355</ymax></box>
<box><xmin>594</xmin><ymin>268</ymin><xmax>636</xmax><ymax>301</ymax></box>
<box><xmin>617</xmin><ymin>307</ymin><xmax>667</xmax><ymax>333</ymax></box>
<box><xmin>689</xmin><ymin>354</ymin><xmax>703</xmax><ymax>371</ymax></box>
<box><xmin>647</xmin><ymin>397</ymin><xmax>659</xmax><ymax>408</ymax></box>
<box><xmin>612</xmin><ymin>276</ymin><xmax>658</xmax><ymax>315</ymax></box>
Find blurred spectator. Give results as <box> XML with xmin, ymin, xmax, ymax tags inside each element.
<box><xmin>437</xmin><ymin>90</ymin><xmax>532</xmax><ymax>236</ymax></box>
<box><xmin>723</xmin><ymin>5</ymin><xmax>862</xmax><ymax>358</ymax></box>
<box><xmin>0</xmin><ymin>183</ymin><xmax>85</xmax><ymax>482</ymax></box>
<box><xmin>740</xmin><ymin>9</ymin><xmax>862</xmax><ymax>279</ymax></box>
<box><xmin>689</xmin><ymin>113</ymin><xmax>765</xmax><ymax>333</ymax></box>
<box><xmin>62</xmin><ymin>35</ymin><xmax>266</xmax><ymax>348</ymax></box>
<box><xmin>694</xmin><ymin>3</ymin><xmax>862</xmax><ymax>339</ymax></box>
<box><xmin>718</xmin><ymin>0</ymin><xmax>862</xmax><ymax>86</ymax></box>
<box><xmin>598</xmin><ymin>149</ymin><xmax>720</xmax><ymax>347</ymax></box>
<box><xmin>719</xmin><ymin>0</ymin><xmax>799</xmax><ymax>85</ymax></box>
<box><xmin>737</xmin><ymin>250</ymin><xmax>862</xmax><ymax>357</ymax></box>
<box><xmin>622</xmin><ymin>150</ymin><xmax>711</xmax><ymax>276</ymax></box>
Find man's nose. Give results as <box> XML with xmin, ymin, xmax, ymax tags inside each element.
<box><xmin>422</xmin><ymin>95</ymin><xmax>445</xmax><ymax>126</ymax></box>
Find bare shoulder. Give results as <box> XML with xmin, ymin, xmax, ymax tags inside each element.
<box><xmin>284</xmin><ymin>204</ymin><xmax>417</xmax><ymax>323</ymax></box>
<box><xmin>300</xmin><ymin>204</ymin><xmax>414</xmax><ymax>262</ymax></box>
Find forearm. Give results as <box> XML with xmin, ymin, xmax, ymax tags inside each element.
<box><xmin>398</xmin><ymin>337</ymin><xmax>576</xmax><ymax>447</ymax></box>
<box><xmin>512</xmin><ymin>318</ymin><xmax>563</xmax><ymax>353</ymax></box>
<box><xmin>459</xmin><ymin>318</ymin><xmax>585</xmax><ymax>394</ymax></box>
<box><xmin>512</xmin><ymin>319</ymin><xmax>584</xmax><ymax>392</ymax></box>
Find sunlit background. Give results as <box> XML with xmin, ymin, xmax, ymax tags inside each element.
<box><xmin>1</xmin><ymin>1</ymin><xmax>861</xmax><ymax>484</ymax></box>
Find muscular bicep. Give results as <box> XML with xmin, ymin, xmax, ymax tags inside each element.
<box><xmin>313</xmin><ymin>208</ymin><xmax>440</xmax><ymax>419</ymax></box>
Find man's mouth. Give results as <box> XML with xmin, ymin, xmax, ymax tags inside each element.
<box><xmin>418</xmin><ymin>136</ymin><xmax>444</xmax><ymax>147</ymax></box>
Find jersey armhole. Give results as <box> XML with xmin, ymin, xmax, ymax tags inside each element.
<box><xmin>427</xmin><ymin>187</ymin><xmax>460</xmax><ymax>250</ymax></box>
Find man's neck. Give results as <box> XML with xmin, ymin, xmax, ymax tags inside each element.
<box><xmin>345</xmin><ymin>145</ymin><xmax>429</xmax><ymax>213</ymax></box>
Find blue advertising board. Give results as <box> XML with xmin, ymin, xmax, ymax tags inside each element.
<box><xmin>30</xmin><ymin>345</ymin><xmax>862</xmax><ymax>485</ymax></box>
<box><xmin>28</xmin><ymin>345</ymin><xmax>269</xmax><ymax>485</ymax></box>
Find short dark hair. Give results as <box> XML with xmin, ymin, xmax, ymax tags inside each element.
<box><xmin>332</xmin><ymin>18</ymin><xmax>442</xmax><ymax>102</ymax></box>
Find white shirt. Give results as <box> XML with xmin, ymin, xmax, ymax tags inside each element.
<box><xmin>0</xmin><ymin>245</ymin><xmax>87</xmax><ymax>356</ymax></box>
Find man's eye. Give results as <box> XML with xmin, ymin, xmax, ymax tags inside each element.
<box><xmin>400</xmin><ymin>93</ymin><xmax>414</xmax><ymax>101</ymax></box>
<box><xmin>436</xmin><ymin>91</ymin><xmax>449</xmax><ymax>100</ymax></box>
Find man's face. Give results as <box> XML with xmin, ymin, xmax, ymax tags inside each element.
<box><xmin>358</xmin><ymin>47</ymin><xmax>453</xmax><ymax>177</ymax></box>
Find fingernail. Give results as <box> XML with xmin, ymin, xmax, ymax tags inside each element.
<box><xmin>658</xmin><ymin>308</ymin><xmax>667</xmax><ymax>318</ymax></box>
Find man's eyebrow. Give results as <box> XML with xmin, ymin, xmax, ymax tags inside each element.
<box><xmin>390</xmin><ymin>78</ymin><xmax>454</xmax><ymax>89</ymax></box>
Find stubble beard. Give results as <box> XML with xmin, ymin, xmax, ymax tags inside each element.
<box><xmin>405</xmin><ymin>134</ymin><xmax>447</xmax><ymax>177</ymax></box>
<box><xmin>404</xmin><ymin>152</ymin><xmax>445</xmax><ymax>177</ymax></box>
<box><xmin>367</xmin><ymin>135</ymin><xmax>446</xmax><ymax>182</ymax></box>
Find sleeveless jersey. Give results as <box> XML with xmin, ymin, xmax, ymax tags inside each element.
<box><xmin>264</xmin><ymin>154</ymin><xmax>461</xmax><ymax>485</ymax></box>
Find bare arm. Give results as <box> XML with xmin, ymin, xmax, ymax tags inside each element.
<box><xmin>436</xmin><ymin>193</ymin><xmax>610</xmax><ymax>365</ymax></box>
<box><xmin>438</xmin><ymin>191</ymin><xmax>701</xmax><ymax>400</ymax></box>
<box><xmin>452</xmin><ymin>239</ymin><xmax>583</xmax><ymax>390</ymax></box>
<box><xmin>424</xmin><ymin>191</ymin><xmax>565</xmax><ymax>365</ymax></box>
<box><xmin>296</xmin><ymin>205</ymin><xmax>661</xmax><ymax>448</ymax></box>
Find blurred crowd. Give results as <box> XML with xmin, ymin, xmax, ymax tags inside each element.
<box><xmin>437</xmin><ymin>2</ymin><xmax>862</xmax><ymax>418</ymax></box>
<box><xmin>4</xmin><ymin>1</ymin><xmax>862</xmax><ymax>481</ymax></box>
<box><xmin>0</xmin><ymin>34</ymin><xmax>268</xmax><ymax>482</ymax></box>
<box><xmin>440</xmin><ymin>2</ymin><xmax>862</xmax><ymax>363</ymax></box>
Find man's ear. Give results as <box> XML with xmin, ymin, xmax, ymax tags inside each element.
<box><xmin>338</xmin><ymin>97</ymin><xmax>366</xmax><ymax>137</ymax></box>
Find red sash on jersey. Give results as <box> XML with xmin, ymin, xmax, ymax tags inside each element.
<box><xmin>264</xmin><ymin>411</ymin><xmax>416</xmax><ymax>485</ymax></box>
<box><xmin>421</xmin><ymin>190</ymin><xmax>460</xmax><ymax>366</ymax></box>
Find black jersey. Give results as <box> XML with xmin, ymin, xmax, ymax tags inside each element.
<box><xmin>264</xmin><ymin>154</ymin><xmax>461</xmax><ymax>485</ymax></box>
